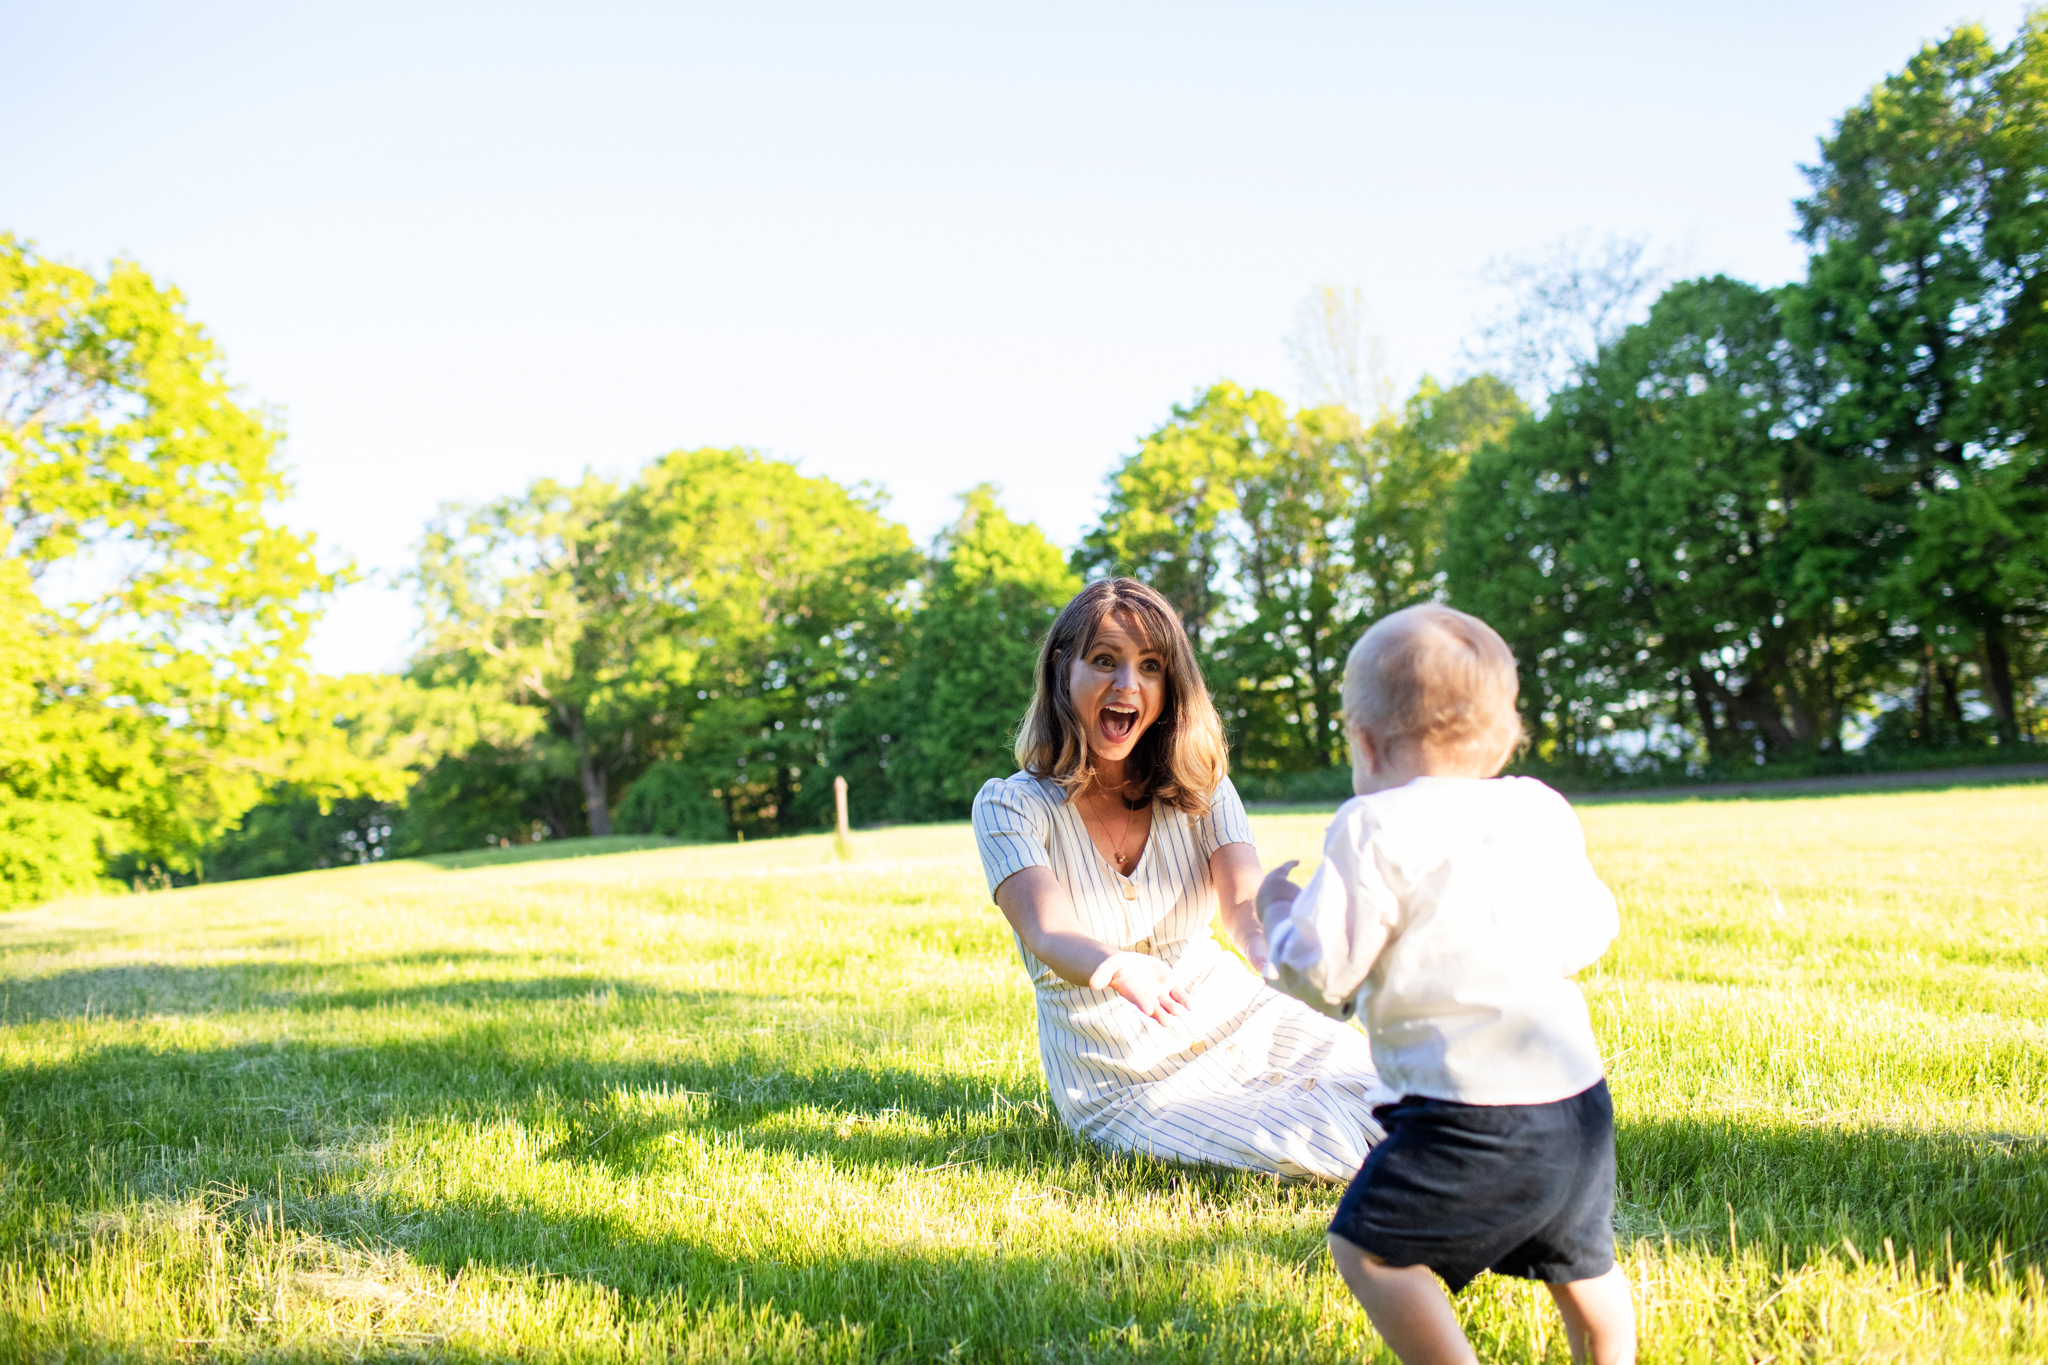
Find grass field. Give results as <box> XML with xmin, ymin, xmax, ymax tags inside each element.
<box><xmin>2</xmin><ymin>783</ymin><xmax>2044</xmax><ymax>1362</ymax></box>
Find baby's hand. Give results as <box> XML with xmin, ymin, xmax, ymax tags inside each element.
<box><xmin>1256</xmin><ymin>859</ymin><xmax>1302</xmax><ymax>925</ymax></box>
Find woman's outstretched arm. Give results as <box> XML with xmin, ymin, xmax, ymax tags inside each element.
<box><xmin>993</xmin><ymin>867</ymin><xmax>1190</xmax><ymax>1024</ymax></box>
<box><xmin>1210</xmin><ymin>841</ymin><xmax>1270</xmax><ymax>973</ymax></box>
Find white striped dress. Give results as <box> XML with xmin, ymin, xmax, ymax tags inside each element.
<box><xmin>972</xmin><ymin>772</ymin><xmax>1394</xmax><ymax>1181</ymax></box>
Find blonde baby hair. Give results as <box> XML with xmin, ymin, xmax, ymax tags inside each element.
<box><xmin>1342</xmin><ymin>604</ymin><xmax>1525</xmax><ymax>768</ymax></box>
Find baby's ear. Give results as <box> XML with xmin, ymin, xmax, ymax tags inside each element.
<box><xmin>1346</xmin><ymin>724</ymin><xmax>1376</xmax><ymax>769</ymax></box>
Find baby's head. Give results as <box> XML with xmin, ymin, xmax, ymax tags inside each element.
<box><xmin>1341</xmin><ymin>604</ymin><xmax>1525</xmax><ymax>792</ymax></box>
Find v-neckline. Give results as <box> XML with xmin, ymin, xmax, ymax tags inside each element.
<box><xmin>1072</xmin><ymin>788</ymin><xmax>1153</xmax><ymax>885</ymax></box>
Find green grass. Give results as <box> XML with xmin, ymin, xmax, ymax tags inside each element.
<box><xmin>2</xmin><ymin>785</ymin><xmax>2044</xmax><ymax>1362</ymax></box>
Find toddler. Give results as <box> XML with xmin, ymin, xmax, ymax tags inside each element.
<box><xmin>1259</xmin><ymin>604</ymin><xmax>1635</xmax><ymax>1365</ymax></box>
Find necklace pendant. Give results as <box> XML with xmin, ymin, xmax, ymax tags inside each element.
<box><xmin>1121</xmin><ymin>882</ymin><xmax>1138</xmax><ymax>900</ymax></box>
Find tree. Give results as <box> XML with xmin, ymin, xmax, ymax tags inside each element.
<box><xmin>1080</xmin><ymin>379</ymin><xmax>1519</xmax><ymax>775</ymax></box>
<box><xmin>616</xmin><ymin>448</ymin><xmax>916</xmax><ymax>836</ymax></box>
<box><xmin>1077</xmin><ymin>384</ymin><xmax>1353</xmax><ymax>769</ymax></box>
<box><xmin>0</xmin><ymin>236</ymin><xmax>365</xmax><ymax>899</ymax></box>
<box><xmin>411</xmin><ymin>474</ymin><xmax>641</xmax><ymax>836</ymax></box>
<box><xmin>1286</xmin><ymin>284</ymin><xmax>1395</xmax><ymax>424</ymax></box>
<box><xmin>1074</xmin><ymin>387</ymin><xmax>1249</xmax><ymax>645</ymax></box>
<box><xmin>1470</xmin><ymin>232</ymin><xmax>1670</xmax><ymax>406</ymax></box>
<box><xmin>1446</xmin><ymin>276</ymin><xmax>1894</xmax><ymax>769</ymax></box>
<box><xmin>413</xmin><ymin>448</ymin><xmax>915</xmax><ymax>841</ymax></box>
<box><xmin>887</xmin><ymin>486</ymin><xmax>1078</xmax><ymax>821</ymax></box>
<box><xmin>201</xmin><ymin>673</ymin><xmax>545</xmax><ymax>877</ymax></box>
<box><xmin>1791</xmin><ymin>16</ymin><xmax>2048</xmax><ymax>743</ymax></box>
<box><xmin>1351</xmin><ymin>374</ymin><xmax>1525</xmax><ymax>621</ymax></box>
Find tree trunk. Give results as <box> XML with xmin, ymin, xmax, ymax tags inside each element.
<box><xmin>1980</xmin><ymin>622</ymin><xmax>2019</xmax><ymax>743</ymax></box>
<box><xmin>581</xmin><ymin>754</ymin><xmax>612</xmax><ymax>836</ymax></box>
<box><xmin>1917</xmin><ymin>643</ymin><xmax>1933</xmax><ymax>741</ymax></box>
<box><xmin>1687</xmin><ymin>669</ymin><xmax>1722</xmax><ymax>758</ymax></box>
<box><xmin>1938</xmin><ymin>655</ymin><xmax>1965</xmax><ymax>739</ymax></box>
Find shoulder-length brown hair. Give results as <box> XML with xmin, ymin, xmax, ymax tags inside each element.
<box><xmin>1014</xmin><ymin>578</ymin><xmax>1230</xmax><ymax>817</ymax></box>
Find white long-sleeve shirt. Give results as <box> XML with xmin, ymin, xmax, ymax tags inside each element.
<box><xmin>1263</xmin><ymin>775</ymin><xmax>1618</xmax><ymax>1106</ymax></box>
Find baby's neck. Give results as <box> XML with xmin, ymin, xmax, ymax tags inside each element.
<box><xmin>1354</xmin><ymin>747</ymin><xmax>1501</xmax><ymax>796</ymax></box>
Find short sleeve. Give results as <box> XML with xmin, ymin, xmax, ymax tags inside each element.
<box><xmin>971</xmin><ymin>777</ymin><xmax>1053</xmax><ymax>899</ymax></box>
<box><xmin>1191</xmin><ymin>776</ymin><xmax>1253</xmax><ymax>859</ymax></box>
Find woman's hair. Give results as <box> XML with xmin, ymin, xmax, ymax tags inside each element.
<box><xmin>1341</xmin><ymin>603</ymin><xmax>1526</xmax><ymax>767</ymax></box>
<box><xmin>1014</xmin><ymin>578</ymin><xmax>1229</xmax><ymax>817</ymax></box>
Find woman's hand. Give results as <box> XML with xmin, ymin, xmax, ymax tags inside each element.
<box><xmin>1238</xmin><ymin>924</ymin><xmax>1271</xmax><ymax>975</ymax></box>
<box><xmin>1091</xmin><ymin>951</ymin><xmax>1191</xmax><ymax>1025</ymax></box>
<box><xmin>995</xmin><ymin>868</ymin><xmax>1187</xmax><ymax>1019</ymax></box>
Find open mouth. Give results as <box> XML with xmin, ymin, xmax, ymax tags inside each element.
<box><xmin>1100</xmin><ymin>704</ymin><xmax>1140</xmax><ymax>742</ymax></box>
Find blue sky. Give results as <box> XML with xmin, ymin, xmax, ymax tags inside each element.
<box><xmin>3</xmin><ymin>1</ymin><xmax>2024</xmax><ymax>674</ymax></box>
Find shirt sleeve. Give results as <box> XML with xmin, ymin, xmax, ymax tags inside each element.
<box><xmin>971</xmin><ymin>777</ymin><xmax>1053</xmax><ymax>900</ymax></box>
<box><xmin>1191</xmin><ymin>776</ymin><xmax>1253</xmax><ymax>859</ymax></box>
<box><xmin>1547</xmin><ymin>796</ymin><xmax>1620</xmax><ymax>975</ymax></box>
<box><xmin>1263</xmin><ymin>806</ymin><xmax>1401</xmax><ymax>1020</ymax></box>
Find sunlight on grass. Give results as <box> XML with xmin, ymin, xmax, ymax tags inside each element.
<box><xmin>2</xmin><ymin>785</ymin><xmax>2044</xmax><ymax>1361</ymax></box>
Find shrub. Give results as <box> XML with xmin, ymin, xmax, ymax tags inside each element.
<box><xmin>614</xmin><ymin>763</ymin><xmax>729</xmax><ymax>842</ymax></box>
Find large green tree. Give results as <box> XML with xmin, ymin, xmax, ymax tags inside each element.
<box><xmin>414</xmin><ymin>448</ymin><xmax>915</xmax><ymax>840</ymax></box>
<box><xmin>1077</xmin><ymin>384</ymin><xmax>1355</xmax><ymax>769</ymax></box>
<box><xmin>1080</xmin><ymin>378</ymin><xmax>1521</xmax><ymax>774</ymax></box>
<box><xmin>1351</xmin><ymin>374</ymin><xmax>1525</xmax><ymax>619</ymax></box>
<box><xmin>411</xmin><ymin>474</ymin><xmax>643</xmax><ymax>836</ymax></box>
<box><xmin>1791</xmin><ymin>15</ymin><xmax>2048</xmax><ymax>742</ymax></box>
<box><xmin>1447</xmin><ymin>277</ymin><xmax>1891</xmax><ymax>768</ymax></box>
<box><xmin>0</xmin><ymin>236</ymin><xmax>370</xmax><ymax>900</ymax></box>
<box><xmin>886</xmin><ymin>486</ymin><xmax>1078</xmax><ymax>821</ymax></box>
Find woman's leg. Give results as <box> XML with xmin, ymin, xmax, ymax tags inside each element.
<box><xmin>1083</xmin><ymin>1077</ymin><xmax>1379</xmax><ymax>1180</ymax></box>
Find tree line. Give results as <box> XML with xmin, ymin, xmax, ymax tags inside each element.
<box><xmin>1</xmin><ymin>17</ymin><xmax>2043</xmax><ymax>900</ymax></box>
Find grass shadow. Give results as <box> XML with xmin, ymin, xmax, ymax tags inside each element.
<box><xmin>0</xmin><ymin>953</ymin><xmax>642</xmax><ymax>1022</ymax></box>
<box><xmin>0</xmin><ymin>976</ymin><xmax>1104</xmax><ymax>1182</ymax></box>
<box><xmin>7</xmin><ymin>953</ymin><xmax>2046</xmax><ymax>1358</ymax></box>
<box><xmin>1617</xmin><ymin>1114</ymin><xmax>2048</xmax><ymax>1267</ymax></box>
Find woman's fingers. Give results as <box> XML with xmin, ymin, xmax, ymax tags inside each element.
<box><xmin>1109</xmin><ymin>958</ymin><xmax>1192</xmax><ymax>1023</ymax></box>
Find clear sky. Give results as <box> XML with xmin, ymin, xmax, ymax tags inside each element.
<box><xmin>3</xmin><ymin>1</ymin><xmax>2024</xmax><ymax>674</ymax></box>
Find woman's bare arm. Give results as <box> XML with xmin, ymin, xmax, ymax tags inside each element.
<box><xmin>1210</xmin><ymin>841</ymin><xmax>1270</xmax><ymax>973</ymax></box>
<box><xmin>993</xmin><ymin>867</ymin><xmax>1189</xmax><ymax>1023</ymax></box>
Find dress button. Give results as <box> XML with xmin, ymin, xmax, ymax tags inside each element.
<box><xmin>1121</xmin><ymin>883</ymin><xmax>1138</xmax><ymax>900</ymax></box>
<box><xmin>1190</xmin><ymin>1040</ymin><xmax>1208</xmax><ymax>1055</ymax></box>
<box><xmin>1133</xmin><ymin>939</ymin><xmax>1152</xmax><ymax>954</ymax></box>
<box><xmin>1267</xmin><ymin>1071</ymin><xmax>1286</xmax><ymax>1086</ymax></box>
<box><xmin>1301</xmin><ymin>1077</ymin><xmax>1317</xmax><ymax>1092</ymax></box>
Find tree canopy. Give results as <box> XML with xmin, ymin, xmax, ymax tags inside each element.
<box><xmin>0</xmin><ymin>236</ymin><xmax>386</xmax><ymax>902</ymax></box>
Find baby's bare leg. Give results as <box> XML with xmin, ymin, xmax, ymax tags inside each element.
<box><xmin>1325</xmin><ymin>1233</ymin><xmax>1477</xmax><ymax>1365</ymax></box>
<box><xmin>1545</xmin><ymin>1266</ymin><xmax>1636</xmax><ymax>1365</ymax></box>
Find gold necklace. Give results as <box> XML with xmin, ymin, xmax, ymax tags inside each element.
<box><xmin>1084</xmin><ymin>787</ymin><xmax>1142</xmax><ymax>895</ymax></box>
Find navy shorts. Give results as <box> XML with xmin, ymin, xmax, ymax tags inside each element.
<box><xmin>1329</xmin><ymin>1078</ymin><xmax>1616</xmax><ymax>1293</ymax></box>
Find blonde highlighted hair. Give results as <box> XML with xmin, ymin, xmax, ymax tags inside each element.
<box><xmin>1014</xmin><ymin>578</ymin><xmax>1230</xmax><ymax>817</ymax></box>
<box><xmin>1342</xmin><ymin>604</ymin><xmax>1525</xmax><ymax>766</ymax></box>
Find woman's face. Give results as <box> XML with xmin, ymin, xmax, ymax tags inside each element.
<box><xmin>1067</xmin><ymin>612</ymin><xmax>1167</xmax><ymax>766</ymax></box>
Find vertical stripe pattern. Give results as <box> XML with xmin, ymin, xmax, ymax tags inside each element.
<box><xmin>972</xmin><ymin>772</ymin><xmax>1395</xmax><ymax>1181</ymax></box>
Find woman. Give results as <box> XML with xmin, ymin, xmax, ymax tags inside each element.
<box><xmin>972</xmin><ymin>578</ymin><xmax>1393</xmax><ymax>1180</ymax></box>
